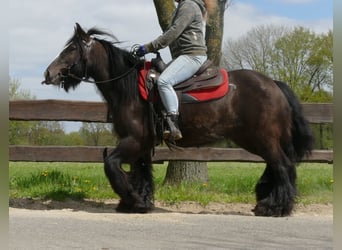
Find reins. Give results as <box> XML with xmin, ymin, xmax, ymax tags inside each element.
<box><xmin>65</xmin><ymin>61</ymin><xmax>140</xmax><ymax>84</ymax></box>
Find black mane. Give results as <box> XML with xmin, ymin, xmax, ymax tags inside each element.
<box><xmin>70</xmin><ymin>27</ymin><xmax>142</xmax><ymax>101</ymax></box>
<box><xmin>66</xmin><ymin>27</ymin><xmax>119</xmax><ymax>46</ymax></box>
<box><xmin>95</xmin><ymin>37</ymin><xmax>141</xmax><ymax>102</ymax></box>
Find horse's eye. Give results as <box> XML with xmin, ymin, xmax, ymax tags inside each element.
<box><xmin>63</xmin><ymin>44</ymin><xmax>77</xmax><ymax>53</ymax></box>
<box><xmin>68</xmin><ymin>44</ymin><xmax>77</xmax><ymax>51</ymax></box>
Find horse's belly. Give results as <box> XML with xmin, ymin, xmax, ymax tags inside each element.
<box><xmin>177</xmin><ymin>121</ymin><xmax>228</xmax><ymax>147</ymax></box>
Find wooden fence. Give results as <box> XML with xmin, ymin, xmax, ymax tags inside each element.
<box><xmin>9</xmin><ymin>100</ymin><xmax>333</xmax><ymax>164</ymax></box>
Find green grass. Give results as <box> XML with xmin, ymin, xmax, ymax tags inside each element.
<box><xmin>9</xmin><ymin>162</ymin><xmax>333</xmax><ymax>205</ymax></box>
<box><xmin>10</xmin><ymin>162</ymin><xmax>115</xmax><ymax>201</ymax></box>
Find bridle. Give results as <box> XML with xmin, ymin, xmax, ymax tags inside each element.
<box><xmin>65</xmin><ymin>61</ymin><xmax>139</xmax><ymax>84</ymax></box>
<box><xmin>60</xmin><ymin>40</ymin><xmax>141</xmax><ymax>84</ymax></box>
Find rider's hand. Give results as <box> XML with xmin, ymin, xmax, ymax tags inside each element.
<box><xmin>136</xmin><ymin>45</ymin><xmax>147</xmax><ymax>57</ymax></box>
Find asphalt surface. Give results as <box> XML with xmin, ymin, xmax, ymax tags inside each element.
<box><xmin>9</xmin><ymin>208</ymin><xmax>332</xmax><ymax>250</ymax></box>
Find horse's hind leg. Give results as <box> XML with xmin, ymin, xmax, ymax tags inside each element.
<box><xmin>103</xmin><ymin>148</ymin><xmax>150</xmax><ymax>213</ymax></box>
<box><xmin>253</xmin><ymin>149</ymin><xmax>297</xmax><ymax>217</ymax></box>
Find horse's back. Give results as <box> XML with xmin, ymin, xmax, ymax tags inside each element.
<box><xmin>228</xmin><ymin>69</ymin><xmax>290</xmax><ymax>111</ymax></box>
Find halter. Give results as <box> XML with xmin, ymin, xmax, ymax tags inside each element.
<box><xmin>61</xmin><ymin>40</ymin><xmax>140</xmax><ymax>84</ymax></box>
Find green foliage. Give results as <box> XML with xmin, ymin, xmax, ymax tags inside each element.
<box><xmin>223</xmin><ymin>25</ymin><xmax>333</xmax><ymax>102</ymax></box>
<box><xmin>63</xmin><ymin>132</ymin><xmax>84</xmax><ymax>146</ymax></box>
<box><xmin>9</xmin><ymin>120</ymin><xmax>67</xmax><ymax>146</ymax></box>
<box><xmin>271</xmin><ymin>27</ymin><xmax>333</xmax><ymax>98</ymax></box>
<box><xmin>223</xmin><ymin>24</ymin><xmax>290</xmax><ymax>73</ymax></box>
<box><xmin>9</xmin><ymin>78</ymin><xmax>35</xmax><ymax>100</ymax></box>
<box><xmin>10</xmin><ymin>162</ymin><xmax>333</xmax><ymax>205</ymax></box>
<box><xmin>9</xmin><ymin>79</ymin><xmax>117</xmax><ymax>146</ymax></box>
<box><xmin>9</xmin><ymin>121</ymin><xmax>35</xmax><ymax>145</ymax></box>
<box><xmin>9</xmin><ymin>79</ymin><xmax>69</xmax><ymax>145</ymax></box>
<box><xmin>27</xmin><ymin>121</ymin><xmax>65</xmax><ymax>145</ymax></box>
<box><xmin>222</xmin><ymin>25</ymin><xmax>333</xmax><ymax>149</ymax></box>
<box><xmin>79</xmin><ymin>122</ymin><xmax>116</xmax><ymax>146</ymax></box>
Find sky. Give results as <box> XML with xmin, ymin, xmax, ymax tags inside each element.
<box><xmin>9</xmin><ymin>0</ymin><xmax>333</xmax><ymax>131</ymax></box>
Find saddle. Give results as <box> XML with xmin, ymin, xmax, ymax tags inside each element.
<box><xmin>150</xmin><ymin>56</ymin><xmax>224</xmax><ymax>93</ymax></box>
<box><xmin>137</xmin><ymin>54</ymin><xmax>229</xmax><ymax>104</ymax></box>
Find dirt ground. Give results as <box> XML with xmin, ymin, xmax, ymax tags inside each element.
<box><xmin>9</xmin><ymin>198</ymin><xmax>333</xmax><ymax>217</ymax></box>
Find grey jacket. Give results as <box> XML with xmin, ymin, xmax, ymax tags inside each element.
<box><xmin>146</xmin><ymin>0</ymin><xmax>207</xmax><ymax>58</ymax></box>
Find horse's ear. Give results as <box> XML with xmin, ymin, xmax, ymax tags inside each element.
<box><xmin>74</xmin><ymin>23</ymin><xmax>88</xmax><ymax>41</ymax></box>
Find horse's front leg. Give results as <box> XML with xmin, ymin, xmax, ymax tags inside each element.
<box><xmin>103</xmin><ymin>144</ymin><xmax>151</xmax><ymax>213</ymax></box>
<box><xmin>130</xmin><ymin>155</ymin><xmax>154</xmax><ymax>211</ymax></box>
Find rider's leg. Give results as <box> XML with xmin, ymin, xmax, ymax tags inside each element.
<box><xmin>157</xmin><ymin>55</ymin><xmax>207</xmax><ymax>140</ymax></box>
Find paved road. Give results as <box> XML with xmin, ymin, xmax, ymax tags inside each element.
<box><xmin>9</xmin><ymin>208</ymin><xmax>332</xmax><ymax>250</ymax></box>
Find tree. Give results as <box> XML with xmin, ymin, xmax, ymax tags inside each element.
<box><xmin>9</xmin><ymin>79</ymin><xmax>67</xmax><ymax>145</ymax></box>
<box><xmin>63</xmin><ymin>131</ymin><xmax>83</xmax><ymax>146</ymax></box>
<box><xmin>222</xmin><ymin>24</ymin><xmax>290</xmax><ymax>72</ymax></box>
<box><xmin>28</xmin><ymin>121</ymin><xmax>66</xmax><ymax>145</ymax></box>
<box><xmin>153</xmin><ymin>0</ymin><xmax>230</xmax><ymax>185</ymax></box>
<box><xmin>9</xmin><ymin>78</ymin><xmax>33</xmax><ymax>100</ymax></box>
<box><xmin>271</xmin><ymin>27</ymin><xmax>333</xmax><ymax>100</ymax></box>
<box><xmin>153</xmin><ymin>0</ymin><xmax>231</xmax><ymax>65</ymax></box>
<box><xmin>79</xmin><ymin>122</ymin><xmax>116</xmax><ymax>146</ymax></box>
<box><xmin>222</xmin><ymin>25</ymin><xmax>333</xmax><ymax>149</ymax></box>
<box><xmin>223</xmin><ymin>25</ymin><xmax>333</xmax><ymax>100</ymax></box>
<box><xmin>9</xmin><ymin>79</ymin><xmax>37</xmax><ymax>145</ymax></box>
<box><xmin>205</xmin><ymin>0</ymin><xmax>231</xmax><ymax>65</ymax></box>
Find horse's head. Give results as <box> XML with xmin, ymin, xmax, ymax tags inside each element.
<box><xmin>42</xmin><ymin>23</ymin><xmax>93</xmax><ymax>91</ymax></box>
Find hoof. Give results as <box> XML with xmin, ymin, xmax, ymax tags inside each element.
<box><xmin>116</xmin><ymin>200</ymin><xmax>153</xmax><ymax>214</ymax></box>
<box><xmin>132</xmin><ymin>203</ymin><xmax>153</xmax><ymax>213</ymax></box>
<box><xmin>115</xmin><ymin>200</ymin><xmax>133</xmax><ymax>213</ymax></box>
<box><xmin>252</xmin><ymin>202</ymin><xmax>292</xmax><ymax>217</ymax></box>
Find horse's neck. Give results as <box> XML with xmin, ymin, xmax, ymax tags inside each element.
<box><xmin>94</xmin><ymin>70</ymin><xmax>143</xmax><ymax>121</ymax></box>
<box><xmin>89</xmin><ymin>43</ymin><xmax>143</xmax><ymax>117</ymax></box>
<box><xmin>88</xmin><ymin>56</ymin><xmax>111</xmax><ymax>82</ymax></box>
<box><xmin>90</xmin><ymin>46</ymin><xmax>132</xmax><ymax>82</ymax></box>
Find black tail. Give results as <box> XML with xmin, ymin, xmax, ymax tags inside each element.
<box><xmin>274</xmin><ymin>80</ymin><xmax>314</xmax><ymax>162</ymax></box>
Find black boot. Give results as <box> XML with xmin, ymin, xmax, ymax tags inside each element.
<box><xmin>164</xmin><ymin>113</ymin><xmax>182</xmax><ymax>140</ymax></box>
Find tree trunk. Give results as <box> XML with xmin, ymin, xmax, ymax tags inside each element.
<box><xmin>163</xmin><ymin>161</ymin><xmax>208</xmax><ymax>185</ymax></box>
<box><xmin>153</xmin><ymin>0</ymin><xmax>228</xmax><ymax>185</ymax></box>
<box><xmin>153</xmin><ymin>0</ymin><xmax>228</xmax><ymax>66</ymax></box>
<box><xmin>205</xmin><ymin>0</ymin><xmax>227</xmax><ymax>66</ymax></box>
<box><xmin>153</xmin><ymin>0</ymin><xmax>175</xmax><ymax>32</ymax></box>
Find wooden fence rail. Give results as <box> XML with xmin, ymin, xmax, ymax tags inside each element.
<box><xmin>9</xmin><ymin>146</ymin><xmax>333</xmax><ymax>164</ymax></box>
<box><xmin>9</xmin><ymin>100</ymin><xmax>333</xmax><ymax>164</ymax></box>
<box><xmin>9</xmin><ymin>100</ymin><xmax>333</xmax><ymax>123</ymax></box>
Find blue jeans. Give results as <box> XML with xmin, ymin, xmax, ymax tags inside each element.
<box><xmin>157</xmin><ymin>54</ymin><xmax>207</xmax><ymax>114</ymax></box>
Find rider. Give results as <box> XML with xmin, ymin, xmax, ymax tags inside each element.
<box><xmin>136</xmin><ymin>0</ymin><xmax>209</xmax><ymax>140</ymax></box>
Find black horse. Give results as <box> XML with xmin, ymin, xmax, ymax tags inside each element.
<box><xmin>42</xmin><ymin>23</ymin><xmax>314</xmax><ymax>216</ymax></box>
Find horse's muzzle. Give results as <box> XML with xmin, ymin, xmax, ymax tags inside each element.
<box><xmin>42</xmin><ymin>69</ymin><xmax>51</xmax><ymax>85</ymax></box>
<box><xmin>41</xmin><ymin>79</ymin><xmax>49</xmax><ymax>85</ymax></box>
<box><xmin>42</xmin><ymin>69</ymin><xmax>61</xmax><ymax>85</ymax></box>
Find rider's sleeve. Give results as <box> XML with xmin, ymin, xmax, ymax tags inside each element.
<box><xmin>144</xmin><ymin>1</ymin><xmax>195</xmax><ymax>53</ymax></box>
